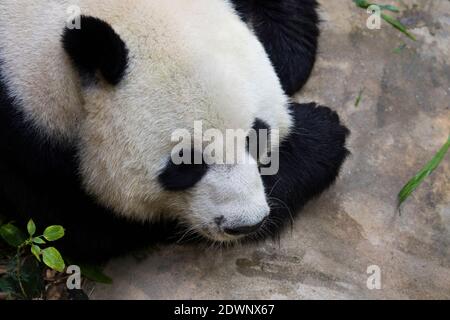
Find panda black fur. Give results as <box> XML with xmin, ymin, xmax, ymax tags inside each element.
<box><xmin>0</xmin><ymin>0</ymin><xmax>349</xmax><ymax>262</ymax></box>
<box><xmin>231</xmin><ymin>0</ymin><xmax>320</xmax><ymax>96</ymax></box>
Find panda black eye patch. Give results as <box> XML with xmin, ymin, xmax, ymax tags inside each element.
<box><xmin>246</xmin><ymin>118</ymin><xmax>271</xmax><ymax>162</ymax></box>
<box><xmin>158</xmin><ymin>149</ymin><xmax>209</xmax><ymax>191</ymax></box>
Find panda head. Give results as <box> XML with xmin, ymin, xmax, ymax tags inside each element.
<box><xmin>61</xmin><ymin>3</ymin><xmax>290</xmax><ymax>242</ymax></box>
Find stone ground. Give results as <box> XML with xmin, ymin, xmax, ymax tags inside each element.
<box><xmin>92</xmin><ymin>0</ymin><xmax>450</xmax><ymax>300</ymax></box>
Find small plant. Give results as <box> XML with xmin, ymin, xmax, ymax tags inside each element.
<box><xmin>1</xmin><ymin>219</ymin><xmax>65</xmax><ymax>272</ymax></box>
<box><xmin>0</xmin><ymin>219</ymin><xmax>66</xmax><ymax>299</ymax></box>
<box><xmin>0</xmin><ymin>218</ymin><xmax>112</xmax><ymax>299</ymax></box>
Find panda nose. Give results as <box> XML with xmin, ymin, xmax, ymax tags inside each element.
<box><xmin>223</xmin><ymin>219</ymin><xmax>266</xmax><ymax>236</ymax></box>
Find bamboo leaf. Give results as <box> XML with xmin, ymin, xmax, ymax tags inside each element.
<box><xmin>379</xmin><ymin>4</ymin><xmax>400</xmax><ymax>12</ymax></box>
<box><xmin>353</xmin><ymin>0</ymin><xmax>399</xmax><ymax>11</ymax></box>
<box><xmin>79</xmin><ymin>264</ymin><xmax>113</xmax><ymax>284</ymax></box>
<box><xmin>353</xmin><ymin>1</ymin><xmax>416</xmax><ymax>40</ymax></box>
<box><xmin>398</xmin><ymin>135</ymin><xmax>450</xmax><ymax>207</ymax></box>
<box><xmin>353</xmin><ymin>0</ymin><xmax>371</xmax><ymax>8</ymax></box>
<box><xmin>355</xmin><ymin>88</ymin><xmax>365</xmax><ymax>107</ymax></box>
<box><xmin>381</xmin><ymin>13</ymin><xmax>416</xmax><ymax>41</ymax></box>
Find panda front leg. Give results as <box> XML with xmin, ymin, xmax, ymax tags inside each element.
<box><xmin>259</xmin><ymin>103</ymin><xmax>350</xmax><ymax>238</ymax></box>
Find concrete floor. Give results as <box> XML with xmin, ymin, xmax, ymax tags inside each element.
<box><xmin>92</xmin><ymin>0</ymin><xmax>450</xmax><ymax>300</ymax></box>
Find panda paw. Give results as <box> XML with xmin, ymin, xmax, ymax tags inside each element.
<box><xmin>255</xmin><ymin>102</ymin><xmax>350</xmax><ymax>241</ymax></box>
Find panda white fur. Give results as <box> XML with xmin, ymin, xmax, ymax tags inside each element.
<box><xmin>0</xmin><ymin>0</ymin><xmax>349</xmax><ymax>261</ymax></box>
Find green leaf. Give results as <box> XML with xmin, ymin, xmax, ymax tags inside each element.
<box><xmin>353</xmin><ymin>1</ymin><xmax>415</xmax><ymax>40</ymax></box>
<box><xmin>353</xmin><ymin>1</ymin><xmax>399</xmax><ymax>12</ymax></box>
<box><xmin>355</xmin><ymin>88</ymin><xmax>365</xmax><ymax>107</ymax></box>
<box><xmin>27</xmin><ymin>219</ymin><xmax>36</xmax><ymax>237</ymax></box>
<box><xmin>79</xmin><ymin>264</ymin><xmax>113</xmax><ymax>284</ymax></box>
<box><xmin>42</xmin><ymin>247</ymin><xmax>65</xmax><ymax>272</ymax></box>
<box><xmin>378</xmin><ymin>4</ymin><xmax>399</xmax><ymax>12</ymax></box>
<box><xmin>43</xmin><ymin>225</ymin><xmax>65</xmax><ymax>241</ymax></box>
<box><xmin>32</xmin><ymin>237</ymin><xmax>46</xmax><ymax>244</ymax></box>
<box><xmin>393</xmin><ymin>43</ymin><xmax>407</xmax><ymax>54</ymax></box>
<box><xmin>0</xmin><ymin>223</ymin><xmax>26</xmax><ymax>247</ymax></box>
<box><xmin>353</xmin><ymin>0</ymin><xmax>370</xmax><ymax>8</ymax></box>
<box><xmin>381</xmin><ymin>13</ymin><xmax>416</xmax><ymax>41</ymax></box>
<box><xmin>398</xmin><ymin>135</ymin><xmax>450</xmax><ymax>208</ymax></box>
<box><xmin>31</xmin><ymin>245</ymin><xmax>41</xmax><ymax>262</ymax></box>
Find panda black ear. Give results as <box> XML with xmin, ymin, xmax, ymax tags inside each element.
<box><xmin>62</xmin><ymin>16</ymin><xmax>128</xmax><ymax>85</ymax></box>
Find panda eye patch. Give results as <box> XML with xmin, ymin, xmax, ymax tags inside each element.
<box><xmin>246</xmin><ymin>118</ymin><xmax>271</xmax><ymax>162</ymax></box>
<box><xmin>158</xmin><ymin>149</ymin><xmax>209</xmax><ymax>191</ymax></box>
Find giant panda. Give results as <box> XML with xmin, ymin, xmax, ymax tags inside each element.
<box><xmin>0</xmin><ymin>0</ymin><xmax>349</xmax><ymax>262</ymax></box>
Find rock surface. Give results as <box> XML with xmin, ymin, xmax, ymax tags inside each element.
<box><xmin>93</xmin><ymin>0</ymin><xmax>450</xmax><ymax>300</ymax></box>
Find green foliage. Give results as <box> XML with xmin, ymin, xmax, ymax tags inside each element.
<box><xmin>43</xmin><ymin>225</ymin><xmax>65</xmax><ymax>242</ymax></box>
<box><xmin>355</xmin><ymin>88</ymin><xmax>365</xmax><ymax>107</ymax></box>
<box><xmin>1</xmin><ymin>218</ymin><xmax>112</xmax><ymax>299</ymax></box>
<box><xmin>398</xmin><ymin>135</ymin><xmax>450</xmax><ymax>208</ymax></box>
<box><xmin>32</xmin><ymin>237</ymin><xmax>46</xmax><ymax>245</ymax></box>
<box><xmin>42</xmin><ymin>247</ymin><xmax>65</xmax><ymax>273</ymax></box>
<box><xmin>31</xmin><ymin>245</ymin><xmax>41</xmax><ymax>262</ymax></box>
<box><xmin>380</xmin><ymin>13</ymin><xmax>416</xmax><ymax>41</ymax></box>
<box><xmin>353</xmin><ymin>0</ymin><xmax>416</xmax><ymax>40</ymax></box>
<box><xmin>0</xmin><ymin>223</ymin><xmax>26</xmax><ymax>247</ymax></box>
<box><xmin>79</xmin><ymin>264</ymin><xmax>113</xmax><ymax>284</ymax></box>
<box><xmin>354</xmin><ymin>0</ymin><xmax>399</xmax><ymax>12</ymax></box>
<box><xmin>0</xmin><ymin>219</ymin><xmax>65</xmax><ymax>273</ymax></box>
<box><xmin>0</xmin><ymin>219</ymin><xmax>67</xmax><ymax>298</ymax></box>
<box><xmin>378</xmin><ymin>4</ymin><xmax>399</xmax><ymax>12</ymax></box>
<box><xmin>27</xmin><ymin>219</ymin><xmax>36</xmax><ymax>237</ymax></box>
